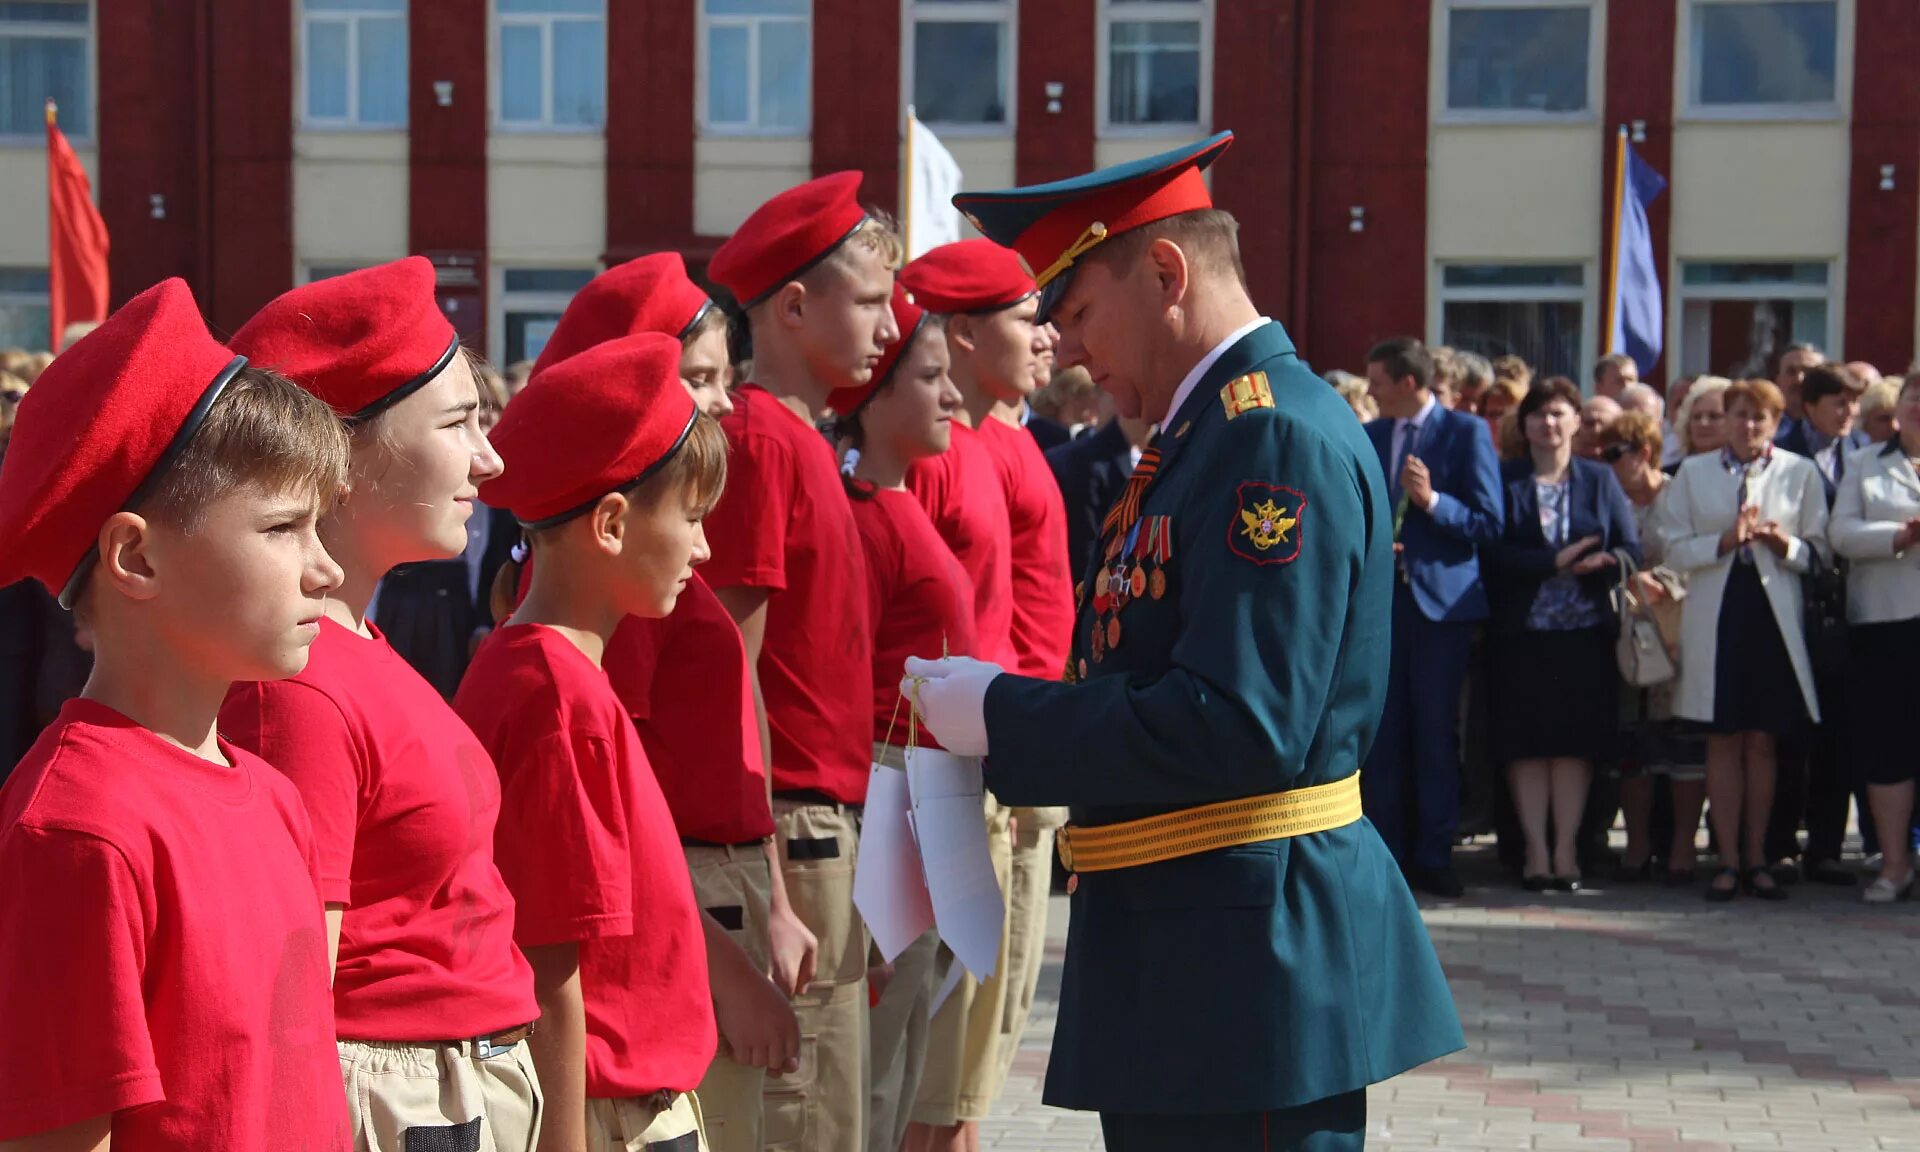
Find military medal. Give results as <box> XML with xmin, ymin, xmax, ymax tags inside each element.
<box><xmin>1149</xmin><ymin>568</ymin><xmax>1167</xmax><ymax>599</ymax></box>
<box><xmin>1106</xmin><ymin>615</ymin><xmax>1122</xmax><ymax>649</ymax></box>
<box><xmin>1129</xmin><ymin>565</ymin><xmax>1146</xmax><ymax>598</ymax></box>
<box><xmin>1095</xmin><ymin>567</ymin><xmax>1110</xmax><ymax>596</ymax></box>
<box><xmin>1142</xmin><ymin>516</ymin><xmax>1173</xmax><ymax>599</ymax></box>
<box><xmin>1078</xmin><ymin>657</ymin><xmax>1089</xmax><ymax>679</ymax></box>
<box><xmin>1091</xmin><ymin>625</ymin><xmax>1107</xmax><ymax>661</ymax></box>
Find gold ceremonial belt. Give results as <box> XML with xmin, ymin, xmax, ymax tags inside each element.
<box><xmin>1055</xmin><ymin>774</ymin><xmax>1363</xmax><ymax>874</ymax></box>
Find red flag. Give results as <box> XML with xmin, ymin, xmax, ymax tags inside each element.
<box><xmin>46</xmin><ymin>99</ymin><xmax>109</xmax><ymax>351</ymax></box>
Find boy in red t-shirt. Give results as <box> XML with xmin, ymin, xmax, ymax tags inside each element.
<box><xmin>901</xmin><ymin>241</ymin><xmax>1080</xmax><ymax>1132</ymax></box>
<box><xmin>523</xmin><ymin>252</ymin><xmax>812</xmax><ymax>1152</ymax></box>
<box><xmin>455</xmin><ymin>335</ymin><xmax>724</xmax><ymax>1150</ymax></box>
<box><xmin>0</xmin><ymin>281</ymin><xmax>352</xmax><ymax>1150</ymax></box>
<box><xmin>703</xmin><ymin>171</ymin><xmax>903</xmax><ymax>1152</ymax></box>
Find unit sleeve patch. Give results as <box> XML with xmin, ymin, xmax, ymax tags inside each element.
<box><xmin>1228</xmin><ymin>481</ymin><xmax>1306</xmax><ymax>566</ymax></box>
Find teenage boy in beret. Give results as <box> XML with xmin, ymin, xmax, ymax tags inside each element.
<box><xmin>703</xmin><ymin>172</ymin><xmax>902</xmax><ymax>1152</ymax></box>
<box><xmin>0</xmin><ymin>280</ymin><xmax>352</xmax><ymax>1150</ymax></box>
<box><xmin>455</xmin><ymin>334</ymin><xmax>728</xmax><ymax>1151</ymax></box>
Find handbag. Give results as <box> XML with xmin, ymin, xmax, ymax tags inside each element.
<box><xmin>1611</xmin><ymin>550</ymin><xmax>1678</xmax><ymax>687</ymax></box>
<box><xmin>1801</xmin><ymin>547</ymin><xmax>1849</xmax><ymax>683</ymax></box>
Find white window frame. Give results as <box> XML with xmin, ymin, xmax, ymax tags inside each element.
<box><xmin>298</xmin><ymin>1</ymin><xmax>408</xmax><ymax>131</ymax></box>
<box><xmin>1681</xmin><ymin>0</ymin><xmax>1843</xmax><ymax>122</ymax></box>
<box><xmin>1432</xmin><ymin>261</ymin><xmax>1597</xmax><ymax>385</ymax></box>
<box><xmin>697</xmin><ymin>0</ymin><xmax>811</xmax><ymax>137</ymax></box>
<box><xmin>490</xmin><ymin>265</ymin><xmax>598</xmax><ymax>365</ymax></box>
<box><xmin>1437</xmin><ymin>0</ymin><xmax>1600</xmax><ymax>125</ymax></box>
<box><xmin>492</xmin><ymin>0</ymin><xmax>605</xmax><ymax>133</ymax></box>
<box><xmin>1675</xmin><ymin>260</ymin><xmax>1835</xmax><ymax>374</ymax></box>
<box><xmin>1096</xmin><ymin>0</ymin><xmax>1211</xmax><ymax>137</ymax></box>
<box><xmin>0</xmin><ymin>0</ymin><xmax>94</xmax><ymax>144</ymax></box>
<box><xmin>903</xmin><ymin>0</ymin><xmax>1015</xmax><ymax>137</ymax></box>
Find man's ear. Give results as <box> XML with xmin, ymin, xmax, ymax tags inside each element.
<box><xmin>947</xmin><ymin>312</ymin><xmax>979</xmax><ymax>356</ymax></box>
<box><xmin>97</xmin><ymin>511</ymin><xmax>161</xmax><ymax>602</ymax></box>
<box><xmin>589</xmin><ymin>492</ymin><xmax>630</xmax><ymax>554</ymax></box>
<box><xmin>1145</xmin><ymin>237</ymin><xmax>1192</xmax><ymax>312</ymax></box>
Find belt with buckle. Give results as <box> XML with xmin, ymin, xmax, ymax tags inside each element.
<box><xmin>473</xmin><ymin>1021</ymin><xmax>536</xmax><ymax>1059</ymax></box>
<box><xmin>1055</xmin><ymin>774</ymin><xmax>1363</xmax><ymax>874</ymax></box>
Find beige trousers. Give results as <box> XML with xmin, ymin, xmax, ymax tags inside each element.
<box><xmin>866</xmin><ymin>929</ymin><xmax>942</xmax><ymax>1152</ymax></box>
<box><xmin>762</xmin><ymin>798</ymin><xmax>869</xmax><ymax>1152</ymax></box>
<box><xmin>909</xmin><ymin>795</ymin><xmax>1013</xmax><ymax>1125</ymax></box>
<box><xmin>685</xmin><ymin>842</ymin><xmax>777</xmax><ymax>1152</ymax></box>
<box><xmin>337</xmin><ymin>1035</ymin><xmax>542</xmax><ymax>1152</ymax></box>
<box><xmin>989</xmin><ymin>806</ymin><xmax>1065</xmax><ymax>1095</ymax></box>
<box><xmin>587</xmin><ymin>1090</ymin><xmax>707</xmax><ymax>1150</ymax></box>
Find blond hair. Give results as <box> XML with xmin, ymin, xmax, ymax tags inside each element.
<box><xmin>806</xmin><ymin>212</ymin><xmax>906</xmax><ymax>289</ymax></box>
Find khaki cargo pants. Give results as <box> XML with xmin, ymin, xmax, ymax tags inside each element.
<box><xmin>587</xmin><ymin>1090</ymin><xmax>707</xmax><ymax>1150</ymax></box>
<box><xmin>989</xmin><ymin>805</ymin><xmax>1066</xmax><ymax>1095</ymax></box>
<box><xmin>337</xmin><ymin>1035</ymin><xmax>541</xmax><ymax>1152</ymax></box>
<box><xmin>685</xmin><ymin>841</ymin><xmax>778</xmax><ymax>1152</ymax></box>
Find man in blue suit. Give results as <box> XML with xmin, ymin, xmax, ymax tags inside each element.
<box><xmin>1047</xmin><ymin>409</ymin><xmax>1155</xmax><ymax>580</ymax></box>
<box><xmin>1363</xmin><ymin>338</ymin><xmax>1503</xmax><ymax>897</ymax></box>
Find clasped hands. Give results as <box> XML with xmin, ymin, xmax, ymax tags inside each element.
<box><xmin>899</xmin><ymin>656</ymin><xmax>1005</xmax><ymax>757</ymax></box>
<box><xmin>1720</xmin><ymin>505</ymin><xmax>1793</xmax><ymax>559</ymax></box>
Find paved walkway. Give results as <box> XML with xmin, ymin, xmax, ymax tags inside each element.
<box><xmin>984</xmin><ymin>849</ymin><xmax>1920</xmax><ymax>1151</ymax></box>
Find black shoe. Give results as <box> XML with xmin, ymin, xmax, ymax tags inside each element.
<box><xmin>1613</xmin><ymin>858</ymin><xmax>1655</xmax><ymax>883</ymax></box>
<box><xmin>1705</xmin><ymin>868</ymin><xmax>1740</xmax><ymax>902</ymax></box>
<box><xmin>1410</xmin><ymin>868</ymin><xmax>1466</xmax><ymax>898</ymax></box>
<box><xmin>1768</xmin><ymin>861</ymin><xmax>1802</xmax><ymax>887</ymax></box>
<box><xmin>1521</xmin><ymin>874</ymin><xmax>1552</xmax><ymax>893</ymax></box>
<box><xmin>1550</xmin><ymin>874</ymin><xmax>1582</xmax><ymax>892</ymax></box>
<box><xmin>1745</xmin><ymin>867</ymin><xmax>1789</xmax><ymax>901</ymax></box>
<box><xmin>1807</xmin><ymin>858</ymin><xmax>1858</xmax><ymax>887</ymax></box>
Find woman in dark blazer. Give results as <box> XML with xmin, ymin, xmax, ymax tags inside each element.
<box><xmin>1488</xmin><ymin>378</ymin><xmax>1642</xmax><ymax>890</ymax></box>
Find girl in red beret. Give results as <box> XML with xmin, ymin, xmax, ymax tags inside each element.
<box><xmin>829</xmin><ymin>289</ymin><xmax>985</xmax><ymax>1152</ymax></box>
<box><xmin>219</xmin><ymin>259</ymin><xmax>545</xmax><ymax>1151</ymax></box>
<box><xmin>0</xmin><ymin>280</ymin><xmax>353</xmax><ymax>1150</ymax></box>
<box><xmin>455</xmin><ymin>334</ymin><xmax>727</xmax><ymax>1151</ymax></box>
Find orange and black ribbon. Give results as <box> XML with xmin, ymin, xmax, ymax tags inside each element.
<box><xmin>1101</xmin><ymin>446</ymin><xmax>1161</xmax><ymax>559</ymax></box>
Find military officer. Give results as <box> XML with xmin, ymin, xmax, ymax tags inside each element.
<box><xmin>902</xmin><ymin>132</ymin><xmax>1464</xmax><ymax>1150</ymax></box>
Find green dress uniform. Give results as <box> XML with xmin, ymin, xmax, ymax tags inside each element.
<box><xmin>954</xmin><ymin>134</ymin><xmax>1464</xmax><ymax>1148</ymax></box>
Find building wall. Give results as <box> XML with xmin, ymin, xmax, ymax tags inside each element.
<box><xmin>292</xmin><ymin>133</ymin><xmax>408</xmax><ymax>271</ymax></box>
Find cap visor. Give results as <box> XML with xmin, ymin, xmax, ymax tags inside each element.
<box><xmin>1035</xmin><ymin>268</ymin><xmax>1076</xmax><ymax>327</ymax></box>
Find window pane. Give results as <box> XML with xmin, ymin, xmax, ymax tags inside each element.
<box><xmin>1695</xmin><ymin>1</ymin><xmax>1836</xmax><ymax>105</ymax></box>
<box><xmin>551</xmin><ymin>18</ymin><xmax>605</xmax><ymax>125</ymax></box>
<box><xmin>1</xmin><ymin>31</ymin><xmax>88</xmax><ymax>135</ymax></box>
<box><xmin>357</xmin><ymin>15</ymin><xmax>408</xmax><ymax>125</ymax></box>
<box><xmin>0</xmin><ymin>299</ymin><xmax>49</xmax><ymax>350</ymax></box>
<box><xmin>0</xmin><ymin>3</ymin><xmax>88</xmax><ymax>21</ymax></box>
<box><xmin>306</xmin><ymin>19</ymin><xmax>350</xmax><ymax>120</ymax></box>
<box><xmin>707</xmin><ymin>0</ymin><xmax>807</xmax><ymax>15</ymax></box>
<box><xmin>500</xmin><ymin>0</ymin><xmax>599</xmax><ymax>13</ymax></box>
<box><xmin>499</xmin><ymin>23</ymin><xmax>543</xmax><ymax>121</ymax></box>
<box><xmin>1447</xmin><ymin>7</ymin><xmax>1589</xmax><ymax>112</ymax></box>
<box><xmin>305</xmin><ymin>0</ymin><xmax>404</xmax><ymax>11</ymax></box>
<box><xmin>1443</xmin><ymin>300</ymin><xmax>1586</xmax><ymax>381</ymax></box>
<box><xmin>1108</xmin><ymin>20</ymin><xmax>1200</xmax><ymax>125</ymax></box>
<box><xmin>503</xmin><ymin>268</ymin><xmax>596</xmax><ymax>292</ymax></box>
<box><xmin>1681</xmin><ymin>261</ymin><xmax>1828</xmax><ymax>287</ymax></box>
<box><xmin>1442</xmin><ymin>264</ymin><xmax>1584</xmax><ymax>290</ymax></box>
<box><xmin>758</xmin><ymin>18</ymin><xmax>809</xmax><ymax>130</ymax></box>
<box><xmin>505</xmin><ymin>312</ymin><xmax>563</xmax><ymax>365</ymax></box>
<box><xmin>706</xmin><ymin>24</ymin><xmax>750</xmax><ymax>123</ymax></box>
<box><xmin>914</xmin><ymin>20</ymin><xmax>1005</xmax><ymax>124</ymax></box>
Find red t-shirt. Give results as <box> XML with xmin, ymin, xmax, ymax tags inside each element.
<box><xmin>852</xmin><ymin>489</ymin><xmax>978</xmax><ymax>750</ymax></box>
<box><xmin>604</xmin><ymin>571</ymin><xmax>774</xmax><ymax>844</ymax></box>
<box><xmin>700</xmin><ymin>383</ymin><xmax>873</xmax><ymax>804</ymax></box>
<box><xmin>978</xmin><ymin>417</ymin><xmax>1076</xmax><ymax>679</ymax></box>
<box><xmin>906</xmin><ymin>420</ymin><xmax>1017</xmax><ymax>667</ymax></box>
<box><xmin>455</xmin><ymin>624</ymin><xmax>716</xmax><ymax>1096</ymax></box>
<box><xmin>0</xmin><ymin>699</ymin><xmax>348</xmax><ymax>1149</ymax></box>
<box><xmin>221</xmin><ymin>620</ymin><xmax>538</xmax><ymax>1041</ymax></box>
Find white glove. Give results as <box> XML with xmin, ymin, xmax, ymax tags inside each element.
<box><xmin>900</xmin><ymin>656</ymin><xmax>1004</xmax><ymax>757</ymax></box>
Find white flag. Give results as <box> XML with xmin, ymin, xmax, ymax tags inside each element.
<box><xmin>906</xmin><ymin>115</ymin><xmax>964</xmax><ymax>260</ymax></box>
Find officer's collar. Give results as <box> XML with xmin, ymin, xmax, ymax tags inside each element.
<box><xmin>1154</xmin><ymin>319</ymin><xmax>1296</xmax><ymax>475</ymax></box>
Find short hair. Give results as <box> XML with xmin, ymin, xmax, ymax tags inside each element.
<box><xmin>1599</xmin><ymin>410</ymin><xmax>1664</xmax><ymax>457</ymax></box>
<box><xmin>1594</xmin><ymin>353</ymin><xmax>1636</xmax><ymax>384</ymax></box>
<box><xmin>1618</xmin><ymin>382</ymin><xmax>1663</xmax><ymax>416</ymax></box>
<box><xmin>1483</xmin><ymin>377</ymin><xmax>1526</xmax><ymax>409</ymax></box>
<box><xmin>1674</xmin><ymin>375</ymin><xmax>1732</xmax><ymax>455</ymax></box>
<box><xmin>683</xmin><ymin>303</ymin><xmax>729</xmax><ymax>349</ymax></box>
<box><xmin>803</xmin><ymin>212</ymin><xmax>907</xmax><ymax>291</ymax></box>
<box><xmin>1783</xmin><ymin>341</ymin><xmax>1824</xmax><ymax>359</ymax></box>
<box><xmin>1081</xmin><ymin>209</ymin><xmax>1247</xmax><ymax>293</ymax></box>
<box><xmin>137</xmin><ymin>365</ymin><xmax>351</xmax><ymax>531</ymax></box>
<box><xmin>1859</xmin><ymin>378</ymin><xmax>1900</xmax><ymax>419</ymax></box>
<box><xmin>636</xmin><ymin>409</ymin><xmax>729</xmax><ymax>518</ymax></box>
<box><xmin>58</xmin><ymin>321</ymin><xmax>100</xmax><ymax>352</ymax></box>
<box><xmin>1431</xmin><ymin>346</ymin><xmax>1463</xmax><ymax>388</ymax></box>
<box><xmin>0</xmin><ymin>348</ymin><xmax>29</xmax><ymax>380</ymax></box>
<box><xmin>1366</xmin><ymin>337</ymin><xmax>1434</xmax><ymax>391</ymax></box>
<box><xmin>1457</xmin><ymin>352</ymin><xmax>1494</xmax><ymax>391</ymax></box>
<box><xmin>1724</xmin><ymin>378</ymin><xmax>1786</xmax><ymax>420</ymax></box>
<box><xmin>503</xmin><ymin>360</ymin><xmax>535</xmax><ymax>391</ymax></box>
<box><xmin>1492</xmin><ymin>355</ymin><xmax>1533</xmax><ymax>388</ymax></box>
<box><xmin>1032</xmin><ymin>363</ymin><xmax>1096</xmax><ymax>422</ymax></box>
<box><xmin>1518</xmin><ymin>376</ymin><xmax>1583</xmax><ymax>424</ymax></box>
<box><xmin>1800</xmin><ymin>363</ymin><xmax>1861</xmax><ymax>407</ymax></box>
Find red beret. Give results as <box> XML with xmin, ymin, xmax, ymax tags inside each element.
<box><xmin>230</xmin><ymin>256</ymin><xmax>459</xmax><ymax>421</ymax></box>
<box><xmin>481</xmin><ymin>333</ymin><xmax>698</xmax><ymax>528</ymax></box>
<box><xmin>827</xmin><ymin>284</ymin><xmax>927</xmax><ymax>417</ymax></box>
<box><xmin>899</xmin><ymin>239</ymin><xmax>1036</xmax><ymax>315</ymax></box>
<box><xmin>531</xmin><ymin>253</ymin><xmax>715</xmax><ymax>378</ymax></box>
<box><xmin>709</xmin><ymin>171</ymin><xmax>871</xmax><ymax>309</ymax></box>
<box><xmin>0</xmin><ymin>279</ymin><xmax>246</xmax><ymax>604</ymax></box>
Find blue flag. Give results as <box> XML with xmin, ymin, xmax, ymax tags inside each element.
<box><xmin>1612</xmin><ymin>143</ymin><xmax>1667</xmax><ymax>373</ymax></box>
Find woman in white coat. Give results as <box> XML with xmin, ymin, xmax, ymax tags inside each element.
<box><xmin>1827</xmin><ymin>372</ymin><xmax>1920</xmax><ymax>903</ymax></box>
<box><xmin>1659</xmin><ymin>380</ymin><xmax>1827</xmax><ymax>902</ymax></box>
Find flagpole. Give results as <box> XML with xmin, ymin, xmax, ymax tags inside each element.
<box><xmin>1600</xmin><ymin>124</ymin><xmax>1627</xmax><ymax>359</ymax></box>
<box><xmin>904</xmin><ymin>105</ymin><xmax>917</xmax><ymax>259</ymax></box>
<box><xmin>45</xmin><ymin>98</ymin><xmax>58</xmax><ymax>350</ymax></box>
